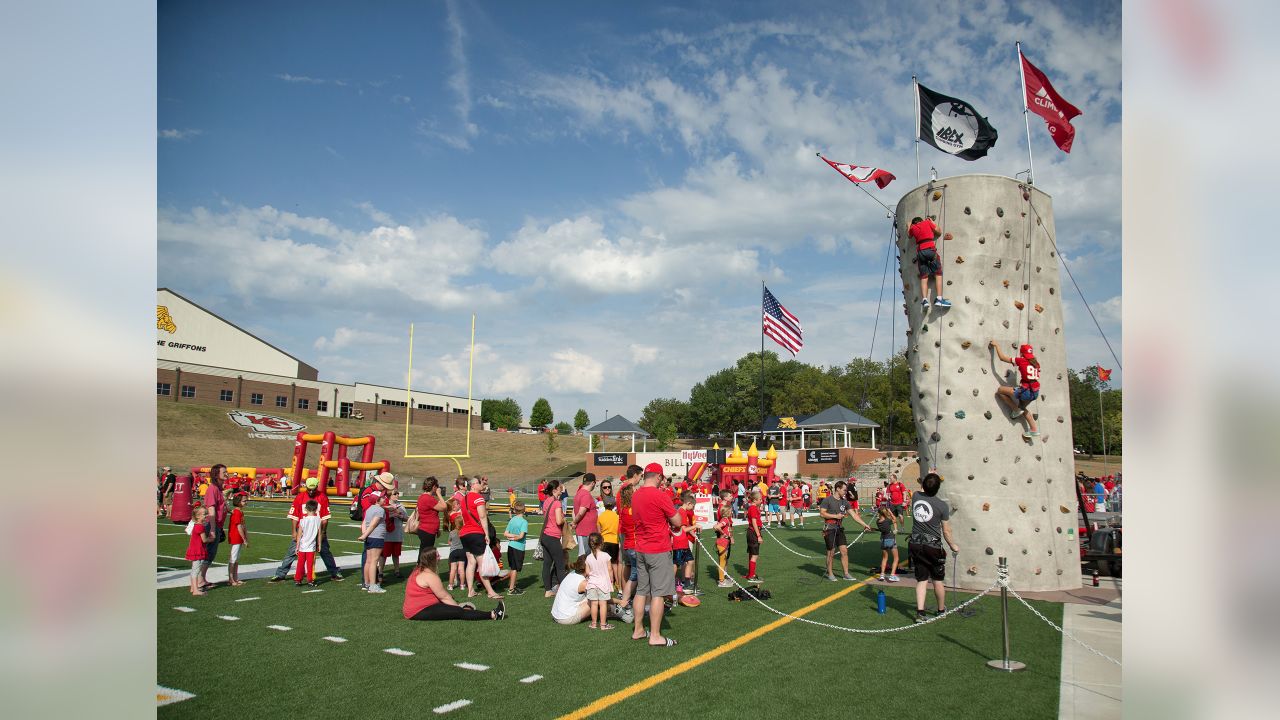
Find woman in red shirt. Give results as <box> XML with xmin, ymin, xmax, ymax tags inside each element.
<box><xmin>403</xmin><ymin>548</ymin><xmax>505</xmax><ymax>621</ymax></box>
<box><xmin>413</xmin><ymin>476</ymin><xmax>447</xmax><ymax>549</ymax></box>
<box><xmin>617</xmin><ymin>484</ymin><xmax>638</xmax><ymax>613</ymax></box>
<box><xmin>539</xmin><ymin>479</ymin><xmax>568</xmax><ymax>598</ymax></box>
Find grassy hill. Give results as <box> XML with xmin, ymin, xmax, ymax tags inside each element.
<box><xmin>157</xmin><ymin>401</ymin><xmax>632</xmax><ymax>486</ymax></box>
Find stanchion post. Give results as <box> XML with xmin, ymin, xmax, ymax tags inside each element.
<box><xmin>986</xmin><ymin>556</ymin><xmax>1026</xmax><ymax>672</ymax></box>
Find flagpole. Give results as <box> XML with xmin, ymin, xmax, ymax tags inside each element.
<box><xmin>1098</xmin><ymin>381</ymin><xmax>1108</xmax><ymax>482</ymax></box>
<box><xmin>913</xmin><ymin>74</ymin><xmax>921</xmax><ymax>184</ymax></box>
<box><xmin>1016</xmin><ymin>41</ymin><xmax>1036</xmax><ymax>185</ymax></box>
<box><xmin>760</xmin><ymin>281</ymin><xmax>767</xmax><ymax>445</ymax></box>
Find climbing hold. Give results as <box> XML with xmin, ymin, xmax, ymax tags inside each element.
<box><xmin>954</xmin><ymin>410</ymin><xmax>966</xmax><ymax>419</ymax></box>
<box><xmin>945</xmin><ymin>389</ymin><xmax>951</xmax><ymax>395</ymax></box>
<box><xmin>1023</xmin><ymin>283</ymin><xmax>1030</xmax><ymax>291</ymax></box>
<box><xmin>995</xmin><ymin>434</ymin><xmax>1003</xmax><ymax>441</ymax></box>
<box><xmin>1020</xmin><ymin>211</ymin><xmax>1026</xmax><ymax>217</ymax></box>
<box><xmin>1034</xmin><ymin>567</ymin><xmax>1042</xmax><ymax>575</ymax></box>
<box><xmin>1057</xmin><ymin>569</ymin><xmax>1064</xmax><ymax>575</ymax></box>
<box><xmin>979</xmin><ymin>279</ymin><xmax>985</xmax><ymax>286</ymax></box>
<box><xmin>932</xmin><ymin>191</ymin><xmax>941</xmax><ymax>200</ymax></box>
<box><xmin>1049</xmin><ymin>287</ymin><xmax>1055</xmax><ymax>295</ymax></box>
<box><xmin>996</xmin><ymin>207</ymin><xmax>1004</xmax><ymax>217</ymax></box>
<box><xmin>945</xmin><ymin>451</ymin><xmax>953</xmax><ymax>459</ymax></box>
<box><xmin>1054</xmin><ymin>327</ymin><xmax>1061</xmax><ymax>335</ymax></box>
<box><xmin>968</xmin><ymin>565</ymin><xmax>979</xmax><ymax>574</ymax></box>
<box><xmin>930</xmin><ymin>431</ymin><xmax>941</xmax><ymax>442</ymax></box>
<box><xmin>1002</xmin><ymin>279</ymin><xmax>1010</xmax><ymax>288</ymax></box>
<box><xmin>964</xmin><ymin>206</ymin><xmax>971</xmax><ymax>215</ymax></box>
<box><xmin>1034</xmin><ymin>527</ymin><xmax>1040</xmax><ymax>532</ymax></box>
<box><xmin>981</xmin><ymin>502</ymin><xmax>990</xmax><ymax>511</ymax></box>
<box><xmin>999</xmin><ymin>477</ymin><xmax>1008</xmax><ymax>486</ymax></box>
<box><xmin>1034</xmin><ymin>303</ymin><xmax>1044</xmax><ymax>314</ymax></box>
<box><xmin>1001</xmin><ymin>320</ymin><xmax>1010</xmax><ymax>329</ymax></box>
<box><xmin>957</xmin><ymin>366</ymin><xmax>964</xmax><ymax>373</ymax></box>
<box><xmin>946</xmin><ymin>279</ymin><xmax>953</xmax><ymax>286</ymax></box>
<box><xmin>1014</xmin><ymin>300</ymin><xmax>1025</xmax><ymax>310</ymax></box>
<box><xmin>994</xmin><ymin>298</ymin><xmax>1000</xmax><ymax>307</ymax></box>
<box><xmin>921</xmin><ymin>324</ymin><xmax>928</xmax><ymax>332</ymax></box>
<box><xmin>1041</xmin><ymin>505</ymin><xmax>1046</xmax><ymax>512</ymax></box>
<box><xmin>972</xmin><ymin>389</ymin><xmax>979</xmax><ymax>397</ymax></box>
<box><xmin>1015</xmin><ymin>260</ymin><xmax>1022</xmax><ymax>271</ymax></box>
<box><xmin>948</xmin><ymin>321</ymin><xmax>954</xmax><ymax>327</ymax></box>
<box><xmin>1027</xmin><ymin>478</ymin><xmax>1033</xmax><ymax>483</ymax></box>
<box><xmin>985</xmin><ymin>547</ymin><xmax>994</xmax><ymax>555</ymax></box>
<box><xmin>961</xmin><ymin>340</ymin><xmax>971</xmax><ymax>349</ymax></box>
<box><xmin>966</xmin><ymin>433</ymin><xmax>973</xmax><ymax>440</ymax></box>
<box><xmin>1058</xmin><ymin>506</ymin><xmax>1070</xmax><ymax>514</ymax></box>
<box><xmin>1037</xmin><ymin>217</ymin><xmax>1042</xmax><ymax>226</ymax></box>
<box><xmin>1003</xmin><ymin>229</ymin><xmax>1011</xmax><ymax>238</ymax></box>
<box><xmin>993</xmin><ymin>259</ymin><xmax>1002</xmax><ymax>268</ymax></box>
<box><xmin>979</xmin><ymin>319</ymin><xmax>985</xmax><ymax>327</ymax></box>
<box><xmin>1050</xmin><ymin>251</ymin><xmax>1056</xmax><ymax>257</ymax></box>
<box><xmin>905</xmin><ymin>329</ymin><xmax>912</xmax><ymax>335</ymax></box>
<box><xmin>964</xmin><ymin>296</ymin><xmax>971</xmax><ymax>304</ymax></box>
<box><xmin>935</xmin><ymin>340</ymin><xmax>941</xmax><ymax>348</ymax></box>
<box><xmin>1027</xmin><ymin>322</ymin><xmax>1034</xmax><ymax>331</ymax></box>
<box><xmin>954</xmin><ymin>255</ymin><xmax>965</xmax><ymax>264</ymax></box>
<box><xmin>978</xmin><ymin>236</ymin><xmax>986</xmax><ymax>244</ymax></box>
<box><xmin>984</xmin><ymin>410</ymin><xmax>992</xmax><ymax>419</ymax></box>
<box><xmin>1018</xmin><ymin>503</ymin><xmax>1027</xmax><ymax>513</ymax></box>
<box><xmin>943</xmin><ymin>232</ymin><xmax>953</xmax><ymax>241</ymax></box>
<box><xmin>1036</xmin><ymin>266</ymin><xmax>1041</xmax><ymax>273</ymax></box>
<box><xmin>922</xmin><ymin>363</ymin><xmax>930</xmax><ymax>371</ymax></box>
<box><xmin>982</xmin><ymin>456</ymin><xmax>989</xmax><ymax>463</ymax></box>
<box><xmin>918</xmin><ymin>392</ymin><xmax>925</xmax><ymax>399</ymax></box>
<box><xmin>1022</xmin><ymin>191</ymin><xmax>1030</xmax><ymax>201</ymax></box>
<box><xmin>1007</xmin><ymin>528</ymin><xmax>1014</xmax><ymax>534</ymax></box>
<box><xmin>1014</xmin><ymin>455</ymin><xmax>1021</xmax><ymax>464</ymax></box>
<box><xmin>1035</xmin><ymin>455</ymin><xmax>1042</xmax><ymax>462</ymax></box>
<box><xmin>981</xmin><ymin>367</ymin><xmax>988</xmax><ymax>374</ymax></box>
<box><xmin>1056</xmin><ymin>373</ymin><xmax>1063</xmax><ymax>380</ymax></box>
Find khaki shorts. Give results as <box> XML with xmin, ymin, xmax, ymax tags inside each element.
<box><xmin>635</xmin><ymin>551</ymin><xmax>675</xmax><ymax>598</ymax></box>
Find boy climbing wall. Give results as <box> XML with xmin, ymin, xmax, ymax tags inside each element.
<box><xmin>990</xmin><ymin>341</ymin><xmax>1041</xmax><ymax>439</ymax></box>
<box><xmin>908</xmin><ymin>215</ymin><xmax>950</xmax><ymax>309</ymax></box>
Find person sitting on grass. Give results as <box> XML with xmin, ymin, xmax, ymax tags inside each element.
<box><xmin>403</xmin><ymin>548</ymin><xmax>505</xmax><ymax>622</ymax></box>
<box><xmin>551</xmin><ymin>553</ymin><xmax>631</xmax><ymax>627</ymax></box>
<box><xmin>503</xmin><ymin>501</ymin><xmax>529</xmax><ymax>596</ymax></box>
<box><xmin>908</xmin><ymin>215</ymin><xmax>950</xmax><ymax>309</ymax></box>
<box><xmin>185</xmin><ymin>506</ymin><xmax>213</xmax><ymax>596</ymax></box>
<box><xmin>990</xmin><ymin>340</ymin><xmax>1042</xmax><ymax>439</ymax></box>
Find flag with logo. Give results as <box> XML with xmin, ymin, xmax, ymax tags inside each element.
<box><xmin>916</xmin><ymin>82</ymin><xmax>998</xmax><ymax>160</ymax></box>
<box><xmin>1020</xmin><ymin>50</ymin><xmax>1082</xmax><ymax>153</ymax></box>
<box><xmin>818</xmin><ymin>154</ymin><xmax>896</xmax><ymax>189</ymax></box>
<box><xmin>762</xmin><ymin>286</ymin><xmax>803</xmax><ymax>356</ymax></box>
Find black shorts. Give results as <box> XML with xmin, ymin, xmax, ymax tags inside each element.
<box><xmin>891</xmin><ymin>504</ymin><xmax>904</xmax><ymax>518</ymax></box>
<box><xmin>746</xmin><ymin>532</ymin><xmax>761</xmax><ymax>556</ymax></box>
<box><xmin>448</xmin><ymin>548</ymin><xmax>467</xmax><ymax>564</ymax></box>
<box><xmin>506</xmin><ymin>548</ymin><xmax>525</xmax><ymax>572</ymax></box>
<box><xmin>909</xmin><ymin>542</ymin><xmax>947</xmax><ymax>582</ymax></box>
<box><xmin>917</xmin><ymin>248</ymin><xmax>942</xmax><ymax>278</ymax></box>
<box><xmin>460</xmin><ymin>533</ymin><xmax>486</xmax><ymax>557</ymax></box>
<box><xmin>603</xmin><ymin>542</ymin><xmax>619</xmax><ymax>562</ymax></box>
<box><xmin>823</xmin><ymin>525</ymin><xmax>847</xmax><ymax>550</ymax></box>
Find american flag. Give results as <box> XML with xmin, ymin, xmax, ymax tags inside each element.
<box><xmin>762</xmin><ymin>286</ymin><xmax>803</xmax><ymax>356</ymax></box>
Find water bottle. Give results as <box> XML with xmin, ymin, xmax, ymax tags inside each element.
<box><xmin>877</xmin><ymin>589</ymin><xmax>886</xmax><ymax>614</ymax></box>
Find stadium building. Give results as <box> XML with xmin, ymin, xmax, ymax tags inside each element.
<box><xmin>156</xmin><ymin>288</ymin><xmax>480</xmax><ymax>429</ymax></box>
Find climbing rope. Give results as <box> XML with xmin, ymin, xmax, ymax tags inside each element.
<box><xmin>1025</xmin><ymin>199</ymin><xmax>1123</xmax><ymax>371</ymax></box>
<box><xmin>860</xmin><ymin>219</ymin><xmax>899</xmax><ymax>412</ymax></box>
<box><xmin>1004</xmin><ymin>582</ymin><xmax>1122</xmax><ymax>666</ymax></box>
<box><xmin>761</xmin><ymin>523</ymin><xmax>871</xmax><ymax>559</ymax></box>
<box><xmin>694</xmin><ymin>534</ymin><xmax>998</xmax><ymax>634</ymax></box>
<box><xmin>927</xmin><ymin>183</ymin><xmax>948</xmax><ymax>469</ymax></box>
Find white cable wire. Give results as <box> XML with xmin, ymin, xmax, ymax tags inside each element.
<box><xmin>694</xmin><ymin>536</ymin><xmax>997</xmax><ymax>634</ymax></box>
<box><xmin>761</xmin><ymin>520</ymin><xmax>872</xmax><ymax>559</ymax></box>
<box><xmin>1005</xmin><ymin>585</ymin><xmax>1122</xmax><ymax>666</ymax></box>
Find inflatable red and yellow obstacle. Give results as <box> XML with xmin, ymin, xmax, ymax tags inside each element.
<box><xmin>715</xmin><ymin>440</ymin><xmax>777</xmax><ymax>489</ymax></box>
<box><xmin>289</xmin><ymin>431</ymin><xmax>391</xmax><ymax>496</ymax></box>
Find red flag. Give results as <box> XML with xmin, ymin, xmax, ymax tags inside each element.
<box><xmin>819</xmin><ymin>155</ymin><xmax>896</xmax><ymax>189</ymax></box>
<box><xmin>1020</xmin><ymin>51</ymin><xmax>1082</xmax><ymax>153</ymax></box>
<box><xmin>1097</xmin><ymin>367</ymin><xmax>1112</xmax><ymax>382</ymax></box>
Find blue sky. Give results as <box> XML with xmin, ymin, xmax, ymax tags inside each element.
<box><xmin>158</xmin><ymin>0</ymin><xmax>1121</xmax><ymax>424</ymax></box>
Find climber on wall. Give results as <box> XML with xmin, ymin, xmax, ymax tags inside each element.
<box><xmin>908</xmin><ymin>215</ymin><xmax>950</xmax><ymax>310</ymax></box>
<box><xmin>989</xmin><ymin>341</ymin><xmax>1041</xmax><ymax>439</ymax></box>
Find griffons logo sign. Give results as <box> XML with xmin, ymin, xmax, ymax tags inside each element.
<box><xmin>227</xmin><ymin>411</ymin><xmax>306</xmax><ymax>439</ymax></box>
<box><xmin>776</xmin><ymin>417</ymin><xmax>798</xmax><ymax>430</ymax></box>
<box><xmin>157</xmin><ymin>305</ymin><xmax>177</xmax><ymax>333</ymax></box>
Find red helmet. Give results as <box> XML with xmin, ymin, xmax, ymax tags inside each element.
<box><xmin>1019</xmin><ymin>344</ymin><xmax>1035</xmax><ymax>358</ymax></box>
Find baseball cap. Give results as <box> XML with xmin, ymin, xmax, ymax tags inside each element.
<box><xmin>305</xmin><ymin>477</ymin><xmax>319</xmax><ymax>490</ymax></box>
<box><xmin>644</xmin><ymin>462</ymin><xmax>663</xmax><ymax>476</ymax></box>
<box><xmin>1019</xmin><ymin>344</ymin><xmax>1035</xmax><ymax>358</ymax></box>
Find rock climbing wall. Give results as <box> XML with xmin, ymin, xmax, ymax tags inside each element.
<box><xmin>894</xmin><ymin>174</ymin><xmax>1079</xmax><ymax>592</ymax></box>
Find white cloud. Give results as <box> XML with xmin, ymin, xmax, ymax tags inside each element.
<box><xmin>489</xmin><ymin>215</ymin><xmax>761</xmax><ymax>293</ymax></box>
<box><xmin>486</xmin><ymin>364</ymin><xmax>533</xmax><ymax>394</ymax></box>
<box><xmin>542</xmin><ymin>349</ymin><xmax>604</xmax><ymax>394</ymax></box>
<box><xmin>421</xmin><ymin>0</ymin><xmax>479</xmax><ymax>151</ymax></box>
<box><xmin>159</xmin><ymin>128</ymin><xmax>202</xmax><ymax>141</ymax></box>
<box><xmin>275</xmin><ymin>73</ymin><xmax>326</xmax><ymax>84</ymax></box>
<box><xmin>629</xmin><ymin>344</ymin><xmax>659</xmax><ymax>364</ymax></box>
<box><xmin>314</xmin><ymin>326</ymin><xmax>399</xmax><ymax>352</ymax></box>
<box><xmin>391</xmin><ymin>94</ymin><xmax>411</xmax><ymax>104</ymax></box>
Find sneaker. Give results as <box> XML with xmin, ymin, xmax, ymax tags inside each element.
<box><xmin>1023</xmin><ymin>430</ymin><xmax>1040</xmax><ymax>438</ymax></box>
<box><xmin>358</xmin><ymin>583</ymin><xmax>368</xmax><ymax>590</ymax></box>
<box><xmin>294</xmin><ymin>581</ymin><xmax>303</xmax><ymax>587</ymax></box>
<box><xmin>920</xmin><ymin>298</ymin><xmax>930</xmax><ymax>310</ymax></box>
<box><xmin>366</xmin><ymin>584</ymin><xmax>386</xmax><ymax>594</ymax></box>
<box><xmin>507</xmin><ymin>588</ymin><xmax>524</xmax><ymax>596</ymax></box>
<box><xmin>267</xmin><ymin>576</ymin><xmax>285</xmax><ymax>584</ymax></box>
<box><xmin>877</xmin><ymin>574</ymin><xmax>886</xmax><ymax>581</ymax></box>
<box><xmin>934</xmin><ymin>297</ymin><xmax>951</xmax><ymax>308</ymax></box>
<box><xmin>306</xmin><ymin>581</ymin><xmax>319</xmax><ymax>588</ymax></box>
<box><xmin>747</xmin><ymin>576</ymin><xmax>763</xmax><ymax>585</ymax></box>
<box><xmin>842</xmin><ymin>574</ymin><xmax>856</xmax><ymax>581</ymax></box>
<box><xmin>1009</xmin><ymin>408</ymin><xmax>1025</xmax><ymax>418</ymax></box>
<box><xmin>717</xmin><ymin>579</ymin><xmax>735</xmax><ymax>588</ymax></box>
<box><xmin>330</xmin><ymin>574</ymin><xmax>345</xmax><ymax>582</ymax></box>
<box><xmin>914</xmin><ymin>611</ymin><xmax>929</xmax><ymax>624</ymax></box>
<box><xmin>494</xmin><ymin>601</ymin><xmax>506</xmax><ymax>620</ymax></box>
<box><xmin>935</xmin><ymin>608</ymin><xmax>948</xmax><ymax>617</ymax></box>
<box><xmin>887</xmin><ymin>575</ymin><xmax>900</xmax><ymax>583</ymax></box>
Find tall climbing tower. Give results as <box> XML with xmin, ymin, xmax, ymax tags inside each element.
<box><xmin>895</xmin><ymin>174</ymin><xmax>1079</xmax><ymax>592</ymax></box>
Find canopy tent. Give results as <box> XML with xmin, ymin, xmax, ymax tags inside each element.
<box><xmin>584</xmin><ymin>415</ymin><xmax>651</xmax><ymax>452</ymax></box>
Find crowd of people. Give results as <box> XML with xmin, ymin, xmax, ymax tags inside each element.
<box><xmin>1077</xmin><ymin>471</ymin><xmax>1122</xmax><ymax>513</ymax></box>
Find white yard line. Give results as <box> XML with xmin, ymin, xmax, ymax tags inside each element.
<box><xmin>173</xmin><ymin>607</ymin><xmax>196</xmax><ymax>613</ymax></box>
<box><xmin>302</xmin><ymin>589</ymin><xmax>324</xmax><ymax>594</ymax></box>
<box><xmin>322</xmin><ymin>636</ymin><xmax>347</xmax><ymax>643</ymax></box>
<box><xmin>157</xmin><ymin>686</ymin><xmax>196</xmax><ymax>707</ymax></box>
<box><xmin>234</xmin><ymin>597</ymin><xmax>261</xmax><ymax>603</ymax></box>
<box><xmin>432</xmin><ymin>700</ymin><xmax>472</xmax><ymax>714</ymax></box>
<box><xmin>383</xmin><ymin>648</ymin><xmax>414</xmax><ymax>656</ymax></box>
<box><xmin>216</xmin><ymin>615</ymin><xmax>239</xmax><ymax>621</ymax></box>
<box><xmin>159</xmin><ymin>554</ymin><xmax>223</xmax><ymax>567</ymax></box>
<box><xmin>454</xmin><ymin>662</ymin><xmax>489</xmax><ymax>671</ymax></box>
<box><xmin>267</xmin><ymin>625</ymin><xmax>292</xmax><ymax>631</ymax></box>
<box><xmin>519</xmin><ymin>674</ymin><xmax>543</xmax><ymax>683</ymax></box>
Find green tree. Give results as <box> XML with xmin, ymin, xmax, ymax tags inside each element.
<box><xmin>654</xmin><ymin>420</ymin><xmax>677</xmax><ymax>451</ymax></box>
<box><xmin>481</xmin><ymin>397</ymin><xmax>522</xmax><ymax>431</ymax></box>
<box><xmin>590</xmin><ymin>433</ymin><xmax>602</xmax><ymax>451</ymax></box>
<box><xmin>555</xmin><ymin>420</ymin><xmax>573</xmax><ymax>435</ymax></box>
<box><xmin>545</xmin><ymin>428</ymin><xmax>559</xmax><ymax>455</ymax></box>
<box><xmin>573</xmin><ymin>408</ymin><xmax>590</xmax><ymax>433</ymax></box>
<box><xmin>688</xmin><ymin>368</ymin><xmax>743</xmax><ymax>436</ymax></box>
<box><xmin>1067</xmin><ymin>366</ymin><xmax>1122</xmax><ymax>454</ymax></box>
<box><xmin>530</xmin><ymin>397</ymin><xmax>553</xmax><ymax>429</ymax></box>
<box><xmin>638</xmin><ymin>398</ymin><xmax>690</xmax><ymax>436</ymax></box>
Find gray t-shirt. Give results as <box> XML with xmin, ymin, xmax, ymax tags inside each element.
<box><xmin>448</xmin><ymin>530</ymin><xmax>462</xmax><ymax>553</ymax></box>
<box><xmin>819</xmin><ymin>495</ymin><xmax>850</xmax><ymax>527</ymax></box>
<box><xmin>909</xmin><ymin>492</ymin><xmax>949</xmax><ymax>547</ymax></box>
<box><xmin>364</xmin><ymin>504</ymin><xmax>387</xmax><ymax>540</ymax></box>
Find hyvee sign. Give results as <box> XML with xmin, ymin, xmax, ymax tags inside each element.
<box><xmin>228</xmin><ymin>411</ymin><xmax>305</xmax><ymax>440</ymax></box>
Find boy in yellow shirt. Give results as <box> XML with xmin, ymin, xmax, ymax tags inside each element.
<box><xmin>597</xmin><ymin>497</ymin><xmax>621</xmax><ymax>593</ymax></box>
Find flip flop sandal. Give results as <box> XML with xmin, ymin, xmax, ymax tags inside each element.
<box><xmin>649</xmin><ymin>637</ymin><xmax>678</xmax><ymax>647</ymax></box>
<box><xmin>632</xmin><ymin>629</ymin><xmax>650</xmax><ymax>641</ymax></box>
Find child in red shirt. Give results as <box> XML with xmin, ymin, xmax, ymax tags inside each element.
<box><xmin>671</xmin><ymin>493</ymin><xmax>697</xmax><ymax>597</ymax></box>
<box><xmin>991</xmin><ymin>341</ymin><xmax>1042</xmax><ymax>439</ymax></box>
<box><xmin>185</xmin><ymin>506</ymin><xmax>214</xmax><ymax>596</ymax></box>
<box><xmin>745</xmin><ymin>490</ymin><xmax>764</xmax><ymax>583</ymax></box>
<box><xmin>715</xmin><ymin>491</ymin><xmax>735</xmax><ymax>588</ymax></box>
<box><xmin>227</xmin><ymin>494</ymin><xmax>249</xmax><ymax>586</ymax></box>
<box><xmin>909</xmin><ymin>215</ymin><xmax>950</xmax><ymax>309</ymax></box>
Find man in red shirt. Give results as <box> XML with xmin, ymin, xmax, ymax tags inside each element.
<box><xmin>572</xmin><ymin>474</ymin><xmax>599</xmax><ymax>561</ymax></box>
<box><xmin>788</xmin><ymin>481</ymin><xmax>806</xmax><ymax>528</ymax></box>
<box><xmin>909</xmin><ymin>215</ymin><xmax>950</xmax><ymax>309</ymax></box>
<box><xmin>630</xmin><ymin>463</ymin><xmax>682</xmax><ymax>647</ymax></box>
<box><xmin>887</xmin><ymin>474</ymin><xmax>907</xmax><ymax>524</ymax></box>
<box><xmin>268</xmin><ymin>476</ymin><xmax>345</xmax><ymax>583</ymax></box>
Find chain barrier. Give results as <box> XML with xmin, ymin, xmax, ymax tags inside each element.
<box><xmin>693</xmin><ymin>536</ymin><xmax>997</xmax><ymax>635</ymax></box>
<box><xmin>1005</xmin><ymin>584</ymin><xmax>1123</xmax><ymax>667</ymax></box>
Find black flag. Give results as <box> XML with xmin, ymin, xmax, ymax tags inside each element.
<box><xmin>917</xmin><ymin>83</ymin><xmax>998</xmax><ymax>161</ymax></box>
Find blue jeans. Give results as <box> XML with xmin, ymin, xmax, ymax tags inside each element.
<box><xmin>273</xmin><ymin>536</ymin><xmax>341</xmax><ymax>579</ymax></box>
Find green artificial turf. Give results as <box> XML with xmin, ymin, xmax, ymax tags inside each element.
<box><xmin>158</xmin><ymin>509</ymin><xmax>1062</xmax><ymax>720</ymax></box>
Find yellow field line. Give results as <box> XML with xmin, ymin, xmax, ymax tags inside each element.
<box><xmin>557</xmin><ymin>579</ymin><xmax>869</xmax><ymax>720</ymax></box>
